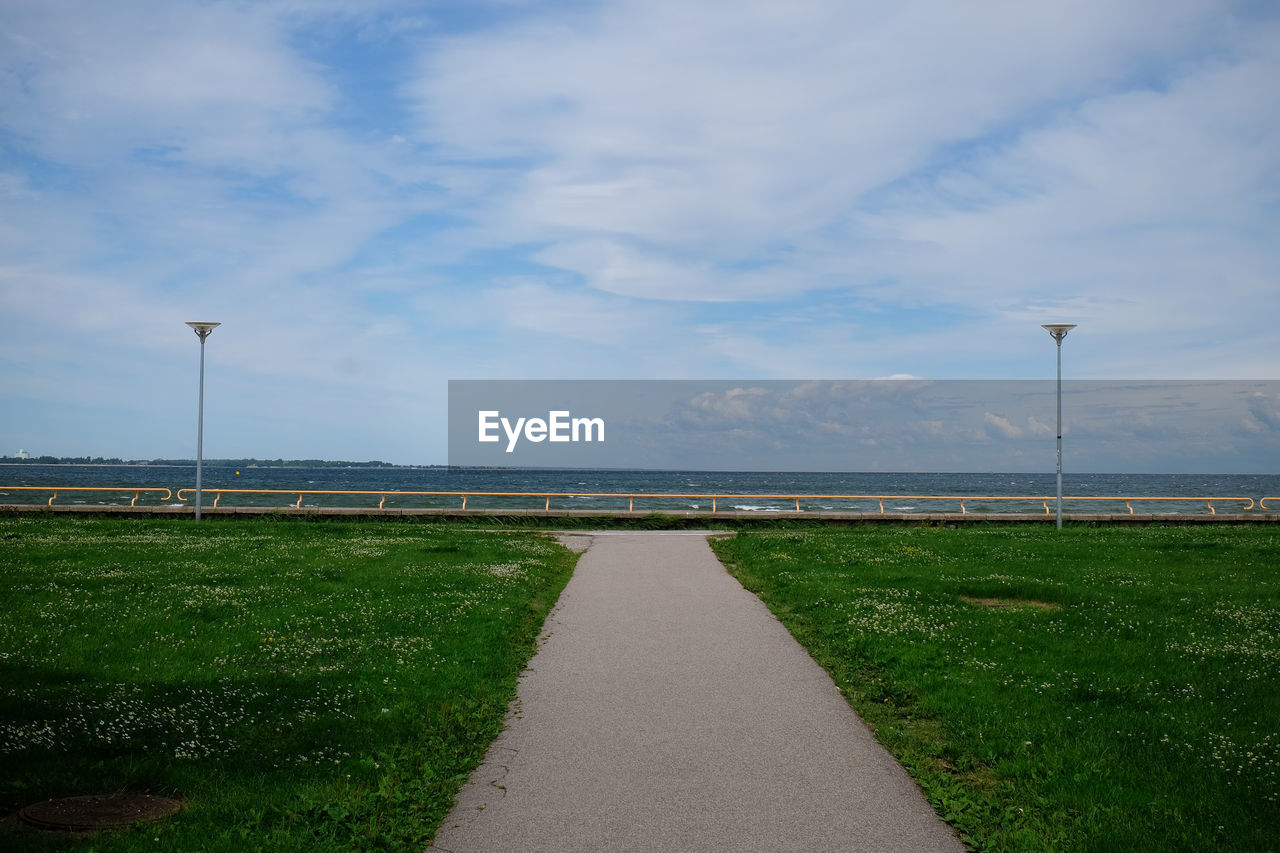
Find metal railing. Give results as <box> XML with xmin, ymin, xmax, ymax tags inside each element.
<box><xmin>2</xmin><ymin>486</ymin><xmax>1265</xmax><ymax>515</ymax></box>
<box><xmin>160</xmin><ymin>488</ymin><xmax>1259</xmax><ymax>515</ymax></box>
<box><xmin>0</xmin><ymin>486</ymin><xmax>174</xmax><ymax>507</ymax></box>
<box><xmin>1097</xmin><ymin>496</ymin><xmax>1255</xmax><ymax>515</ymax></box>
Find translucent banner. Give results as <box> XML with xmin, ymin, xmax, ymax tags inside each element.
<box><xmin>447</xmin><ymin>380</ymin><xmax>1280</xmax><ymax>472</ymax></box>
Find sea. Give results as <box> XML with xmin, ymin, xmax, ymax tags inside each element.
<box><xmin>2</xmin><ymin>465</ymin><xmax>1278</xmax><ymax>515</ymax></box>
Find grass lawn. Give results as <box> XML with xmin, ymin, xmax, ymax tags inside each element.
<box><xmin>711</xmin><ymin>524</ymin><xmax>1280</xmax><ymax>852</ymax></box>
<box><xmin>0</xmin><ymin>516</ymin><xmax>577</xmax><ymax>851</ymax></box>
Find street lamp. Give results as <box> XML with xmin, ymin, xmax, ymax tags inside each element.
<box><xmin>186</xmin><ymin>322</ymin><xmax>220</xmax><ymax>522</ymax></box>
<box><xmin>1041</xmin><ymin>323</ymin><xmax>1076</xmax><ymax>530</ymax></box>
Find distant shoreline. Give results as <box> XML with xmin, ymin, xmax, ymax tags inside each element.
<box><xmin>0</xmin><ymin>461</ymin><xmax>440</xmax><ymax>470</ymax></box>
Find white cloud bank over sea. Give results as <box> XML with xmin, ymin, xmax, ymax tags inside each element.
<box><xmin>1</xmin><ymin>0</ymin><xmax>1277</xmax><ymax>465</ymax></box>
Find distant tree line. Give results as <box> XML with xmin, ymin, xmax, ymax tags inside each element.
<box><xmin>0</xmin><ymin>456</ymin><xmax>420</xmax><ymax>468</ymax></box>
<box><xmin>2</xmin><ymin>455</ymin><xmax>127</xmax><ymax>465</ymax></box>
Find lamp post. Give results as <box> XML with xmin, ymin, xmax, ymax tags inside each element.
<box><xmin>1041</xmin><ymin>323</ymin><xmax>1075</xmax><ymax>530</ymax></box>
<box><xmin>186</xmin><ymin>322</ymin><xmax>220</xmax><ymax>522</ymax></box>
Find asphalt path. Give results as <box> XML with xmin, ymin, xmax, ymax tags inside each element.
<box><xmin>428</xmin><ymin>531</ymin><xmax>964</xmax><ymax>853</ymax></box>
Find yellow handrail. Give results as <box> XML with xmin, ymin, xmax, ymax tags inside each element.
<box><xmin>2</xmin><ymin>486</ymin><xmax>1260</xmax><ymax>515</ymax></box>
<box><xmin>1106</xmin><ymin>496</ymin><xmax>1257</xmax><ymax>515</ymax></box>
<box><xmin>1262</xmin><ymin>497</ymin><xmax>1278</xmax><ymax>510</ymax></box>
<box><xmin>164</xmin><ymin>488</ymin><xmax>1257</xmax><ymax>515</ymax></box>
<box><xmin>0</xmin><ymin>486</ymin><xmax>173</xmax><ymax>507</ymax></box>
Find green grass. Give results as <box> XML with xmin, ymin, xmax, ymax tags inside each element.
<box><xmin>0</xmin><ymin>516</ymin><xmax>577</xmax><ymax>851</ymax></box>
<box><xmin>711</xmin><ymin>524</ymin><xmax>1280</xmax><ymax>852</ymax></box>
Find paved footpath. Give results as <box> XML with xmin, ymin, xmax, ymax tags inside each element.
<box><xmin>429</xmin><ymin>532</ymin><xmax>964</xmax><ymax>853</ymax></box>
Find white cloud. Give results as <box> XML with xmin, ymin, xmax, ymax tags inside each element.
<box><xmin>1</xmin><ymin>2</ymin><xmax>330</xmax><ymax>164</ymax></box>
<box><xmin>474</xmin><ymin>278</ymin><xmax>673</xmax><ymax>346</ymax></box>
<box><xmin>1027</xmin><ymin>416</ymin><xmax>1054</xmax><ymax>437</ymax></box>
<box><xmin>405</xmin><ymin>0</ymin><xmax>1255</xmax><ymax>302</ymax></box>
<box><xmin>984</xmin><ymin>412</ymin><xmax>1024</xmax><ymax>439</ymax></box>
<box><xmin>395</xmin><ymin>1</ymin><xmax>1280</xmax><ymax>385</ymax></box>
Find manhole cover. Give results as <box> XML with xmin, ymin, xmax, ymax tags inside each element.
<box><xmin>19</xmin><ymin>793</ymin><xmax>183</xmax><ymax>832</ymax></box>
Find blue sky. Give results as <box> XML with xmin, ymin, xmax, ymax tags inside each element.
<box><xmin>1</xmin><ymin>0</ymin><xmax>1278</xmax><ymax>465</ymax></box>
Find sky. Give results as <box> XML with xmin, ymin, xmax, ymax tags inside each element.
<box><xmin>1</xmin><ymin>0</ymin><xmax>1278</xmax><ymax>466</ymax></box>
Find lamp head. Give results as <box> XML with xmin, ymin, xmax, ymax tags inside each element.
<box><xmin>186</xmin><ymin>321</ymin><xmax>220</xmax><ymax>341</ymax></box>
<box><xmin>1041</xmin><ymin>323</ymin><xmax>1076</xmax><ymax>343</ymax></box>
